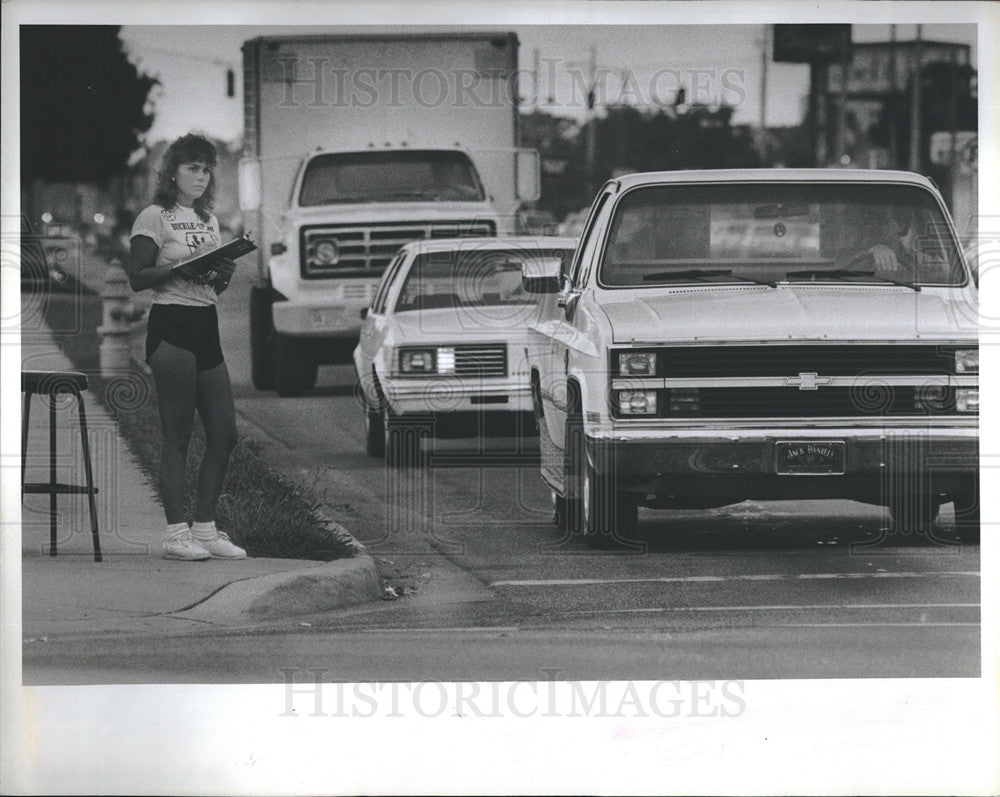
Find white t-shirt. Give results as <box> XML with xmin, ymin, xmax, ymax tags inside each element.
<box><xmin>130</xmin><ymin>204</ymin><xmax>221</xmax><ymax>306</ymax></box>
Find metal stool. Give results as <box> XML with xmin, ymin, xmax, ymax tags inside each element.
<box><xmin>21</xmin><ymin>371</ymin><xmax>101</xmax><ymax>561</ymax></box>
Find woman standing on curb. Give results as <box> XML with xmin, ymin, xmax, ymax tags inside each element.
<box><xmin>128</xmin><ymin>133</ymin><xmax>246</xmax><ymax>561</ymax></box>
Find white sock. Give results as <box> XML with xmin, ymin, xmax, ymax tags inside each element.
<box><xmin>191</xmin><ymin>520</ymin><xmax>218</xmax><ymax>541</ymax></box>
<box><xmin>165</xmin><ymin>521</ymin><xmax>190</xmax><ymax>541</ymax></box>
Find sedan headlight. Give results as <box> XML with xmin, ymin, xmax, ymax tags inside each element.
<box><xmin>955</xmin><ymin>349</ymin><xmax>978</xmax><ymax>374</ymax></box>
<box><xmin>956</xmin><ymin>388</ymin><xmax>979</xmax><ymax>413</ymax></box>
<box><xmin>619</xmin><ymin>352</ymin><xmax>657</xmax><ymax>376</ymax></box>
<box><xmin>617</xmin><ymin>389</ymin><xmax>657</xmax><ymax>415</ymax></box>
<box><xmin>399</xmin><ymin>348</ymin><xmax>436</xmax><ymax>373</ymax></box>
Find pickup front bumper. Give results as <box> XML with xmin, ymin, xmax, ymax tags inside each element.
<box><xmin>585</xmin><ymin>425</ymin><xmax>978</xmax><ymax>502</ymax></box>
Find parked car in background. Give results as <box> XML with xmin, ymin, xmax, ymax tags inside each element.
<box><xmin>354</xmin><ymin>236</ymin><xmax>577</xmax><ymax>464</ymax></box>
<box><xmin>525</xmin><ymin>169</ymin><xmax>979</xmax><ymax>547</ymax></box>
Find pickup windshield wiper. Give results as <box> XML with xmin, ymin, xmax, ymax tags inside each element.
<box><xmin>783</xmin><ymin>268</ymin><xmax>919</xmax><ymax>291</ymax></box>
<box><xmin>642</xmin><ymin>268</ymin><xmax>776</xmax><ymax>287</ymax></box>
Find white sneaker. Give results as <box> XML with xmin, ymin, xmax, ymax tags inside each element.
<box><xmin>162</xmin><ymin>535</ymin><xmax>211</xmax><ymax>561</ymax></box>
<box><xmin>196</xmin><ymin>531</ymin><xmax>247</xmax><ymax>559</ymax></box>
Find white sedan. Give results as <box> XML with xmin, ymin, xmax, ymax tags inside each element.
<box><xmin>353</xmin><ymin>236</ymin><xmax>577</xmax><ymax>462</ymax></box>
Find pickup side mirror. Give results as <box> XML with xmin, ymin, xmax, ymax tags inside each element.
<box><xmin>515</xmin><ymin>149</ymin><xmax>541</xmax><ymax>203</ymax></box>
<box><xmin>522</xmin><ymin>256</ymin><xmax>563</xmax><ymax>294</ymax></box>
<box><xmin>360</xmin><ymin>307</ymin><xmax>369</xmax><ymax>320</ymax></box>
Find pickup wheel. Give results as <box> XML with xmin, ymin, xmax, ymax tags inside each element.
<box><xmin>952</xmin><ymin>483</ymin><xmax>980</xmax><ymax>544</ymax></box>
<box><xmin>565</xmin><ymin>404</ymin><xmax>638</xmax><ymax>547</ymax></box>
<box><xmin>249</xmin><ymin>285</ymin><xmax>276</xmax><ymax>390</ymax></box>
<box><xmin>888</xmin><ymin>492</ymin><xmax>943</xmax><ymax>538</ymax></box>
<box><xmin>364</xmin><ymin>404</ymin><xmax>386</xmax><ymax>458</ymax></box>
<box><xmin>274</xmin><ymin>334</ymin><xmax>318</xmax><ymax>397</ymax></box>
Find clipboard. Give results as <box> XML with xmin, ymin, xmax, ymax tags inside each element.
<box><xmin>171</xmin><ymin>234</ymin><xmax>257</xmax><ymax>277</ymax></box>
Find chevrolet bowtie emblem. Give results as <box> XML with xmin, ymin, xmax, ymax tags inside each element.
<box><xmin>786</xmin><ymin>372</ymin><xmax>833</xmax><ymax>391</ymax></box>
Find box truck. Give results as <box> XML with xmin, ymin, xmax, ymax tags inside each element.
<box><xmin>240</xmin><ymin>32</ymin><xmax>540</xmax><ymax>395</ymax></box>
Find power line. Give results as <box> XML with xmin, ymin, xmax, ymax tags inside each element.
<box><xmin>130</xmin><ymin>44</ymin><xmax>234</xmax><ymax>69</ymax></box>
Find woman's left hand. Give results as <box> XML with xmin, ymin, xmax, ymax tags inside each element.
<box><xmin>210</xmin><ymin>257</ymin><xmax>237</xmax><ymax>294</ymax></box>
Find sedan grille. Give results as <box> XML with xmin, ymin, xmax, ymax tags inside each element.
<box><xmin>454</xmin><ymin>344</ymin><xmax>507</xmax><ymax>378</ymax></box>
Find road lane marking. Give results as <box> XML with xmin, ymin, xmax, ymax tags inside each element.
<box><xmin>780</xmin><ymin>623</ymin><xmax>979</xmax><ymax>628</ymax></box>
<box><xmin>563</xmin><ymin>603</ymin><xmax>980</xmax><ymax>614</ymax></box>
<box><xmin>489</xmin><ymin>571</ymin><xmax>980</xmax><ymax>588</ymax></box>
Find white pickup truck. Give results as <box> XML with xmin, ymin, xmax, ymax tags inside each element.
<box><xmin>523</xmin><ymin>169</ymin><xmax>979</xmax><ymax>548</ymax></box>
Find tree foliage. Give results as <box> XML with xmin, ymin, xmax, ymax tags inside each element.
<box><xmin>521</xmin><ymin>105</ymin><xmax>762</xmax><ymax>219</ymax></box>
<box><xmin>20</xmin><ymin>26</ymin><xmax>158</xmax><ymax>187</ymax></box>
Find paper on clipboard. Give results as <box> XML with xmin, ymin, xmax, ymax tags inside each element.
<box><xmin>171</xmin><ymin>234</ymin><xmax>257</xmax><ymax>277</ymax></box>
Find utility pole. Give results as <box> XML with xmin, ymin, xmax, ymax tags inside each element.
<box><xmin>759</xmin><ymin>24</ymin><xmax>769</xmax><ymax>164</ymax></box>
<box><xmin>888</xmin><ymin>24</ymin><xmax>898</xmax><ymax>168</ymax></box>
<box><xmin>532</xmin><ymin>48</ymin><xmax>540</xmax><ymax>111</ymax></box>
<box><xmin>835</xmin><ymin>33</ymin><xmax>849</xmax><ymax>164</ymax></box>
<box><xmin>585</xmin><ymin>45</ymin><xmax>598</xmax><ymax>199</ymax></box>
<box><xmin>909</xmin><ymin>25</ymin><xmax>923</xmax><ymax>172</ymax></box>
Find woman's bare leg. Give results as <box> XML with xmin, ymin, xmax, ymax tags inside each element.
<box><xmin>193</xmin><ymin>360</ymin><xmax>238</xmax><ymax>523</ymax></box>
<box><xmin>148</xmin><ymin>341</ymin><xmax>198</xmax><ymax>525</ymax></box>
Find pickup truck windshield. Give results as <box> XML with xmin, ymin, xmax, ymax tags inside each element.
<box><xmin>299</xmin><ymin>150</ymin><xmax>485</xmax><ymax>206</ymax></box>
<box><xmin>396</xmin><ymin>248</ymin><xmax>574</xmax><ymax>312</ymax></box>
<box><xmin>600</xmin><ymin>182</ymin><xmax>966</xmax><ymax>289</ymax></box>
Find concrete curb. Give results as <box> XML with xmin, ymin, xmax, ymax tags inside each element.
<box><xmin>174</xmin><ymin>552</ymin><xmax>381</xmax><ymax>624</ymax></box>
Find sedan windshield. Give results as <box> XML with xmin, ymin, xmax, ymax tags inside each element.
<box><xmin>395</xmin><ymin>248</ymin><xmax>574</xmax><ymax>313</ymax></box>
<box><xmin>299</xmin><ymin>150</ymin><xmax>485</xmax><ymax>206</ymax></box>
<box><xmin>599</xmin><ymin>182</ymin><xmax>966</xmax><ymax>288</ymax></box>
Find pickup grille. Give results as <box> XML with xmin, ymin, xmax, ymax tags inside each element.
<box><xmin>301</xmin><ymin>219</ymin><xmax>495</xmax><ymax>278</ymax></box>
<box><xmin>612</xmin><ymin>344</ymin><xmax>968</xmax><ymax>378</ymax></box>
<box><xmin>610</xmin><ymin>344</ymin><xmax>976</xmax><ymax>419</ymax></box>
<box><xmin>454</xmin><ymin>344</ymin><xmax>507</xmax><ymax>378</ymax></box>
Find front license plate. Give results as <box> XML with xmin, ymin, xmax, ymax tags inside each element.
<box><xmin>775</xmin><ymin>441</ymin><xmax>846</xmax><ymax>475</ymax></box>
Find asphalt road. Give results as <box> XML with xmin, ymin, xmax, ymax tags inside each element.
<box><xmin>27</xmin><ymin>269</ymin><xmax>981</xmax><ymax>683</ymax></box>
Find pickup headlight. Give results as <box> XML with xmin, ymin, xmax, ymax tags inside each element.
<box><xmin>619</xmin><ymin>352</ymin><xmax>656</xmax><ymax>376</ymax></box>
<box><xmin>398</xmin><ymin>346</ymin><xmax>457</xmax><ymax>375</ymax></box>
<box><xmin>617</xmin><ymin>389</ymin><xmax>657</xmax><ymax>415</ymax></box>
<box><xmin>955</xmin><ymin>349</ymin><xmax>978</xmax><ymax>374</ymax></box>
<box><xmin>956</xmin><ymin>388</ymin><xmax>979</xmax><ymax>413</ymax></box>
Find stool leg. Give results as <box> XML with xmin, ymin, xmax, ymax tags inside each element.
<box><xmin>22</xmin><ymin>390</ymin><xmax>32</xmax><ymax>490</ymax></box>
<box><xmin>49</xmin><ymin>394</ymin><xmax>57</xmax><ymax>556</ymax></box>
<box><xmin>76</xmin><ymin>390</ymin><xmax>102</xmax><ymax>562</ymax></box>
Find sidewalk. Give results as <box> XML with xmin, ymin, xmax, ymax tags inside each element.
<box><xmin>20</xmin><ymin>325</ymin><xmax>379</xmax><ymax>639</ymax></box>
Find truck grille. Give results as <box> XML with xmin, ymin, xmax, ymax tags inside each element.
<box><xmin>301</xmin><ymin>220</ymin><xmax>495</xmax><ymax>278</ymax></box>
<box><xmin>612</xmin><ymin>344</ymin><xmax>968</xmax><ymax>378</ymax></box>
<box><xmin>454</xmin><ymin>344</ymin><xmax>507</xmax><ymax>378</ymax></box>
<box><xmin>610</xmin><ymin>344</ymin><xmax>976</xmax><ymax>419</ymax></box>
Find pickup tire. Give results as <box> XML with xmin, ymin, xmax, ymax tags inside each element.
<box><xmin>888</xmin><ymin>491</ymin><xmax>943</xmax><ymax>538</ymax></box>
<box><xmin>364</xmin><ymin>405</ymin><xmax>386</xmax><ymax>458</ymax></box>
<box><xmin>274</xmin><ymin>334</ymin><xmax>318</xmax><ymax>397</ymax></box>
<box><xmin>952</xmin><ymin>485</ymin><xmax>980</xmax><ymax>544</ymax></box>
<box><xmin>249</xmin><ymin>285</ymin><xmax>276</xmax><ymax>390</ymax></box>
<box><xmin>565</xmin><ymin>402</ymin><xmax>638</xmax><ymax>547</ymax></box>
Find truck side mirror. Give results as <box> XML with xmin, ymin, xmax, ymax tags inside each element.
<box><xmin>238</xmin><ymin>159</ymin><xmax>262</xmax><ymax>211</ymax></box>
<box><xmin>515</xmin><ymin>149</ymin><xmax>541</xmax><ymax>203</ymax></box>
<box><xmin>522</xmin><ymin>256</ymin><xmax>562</xmax><ymax>293</ymax></box>
<box><xmin>360</xmin><ymin>307</ymin><xmax>369</xmax><ymax>320</ymax></box>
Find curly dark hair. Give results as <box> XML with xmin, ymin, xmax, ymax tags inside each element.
<box><xmin>152</xmin><ymin>134</ymin><xmax>218</xmax><ymax>222</ymax></box>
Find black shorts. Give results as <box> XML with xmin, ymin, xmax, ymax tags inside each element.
<box><xmin>146</xmin><ymin>303</ymin><xmax>225</xmax><ymax>372</ymax></box>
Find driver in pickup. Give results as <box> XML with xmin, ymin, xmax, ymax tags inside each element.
<box><xmin>839</xmin><ymin>205</ymin><xmax>918</xmax><ymax>273</ymax></box>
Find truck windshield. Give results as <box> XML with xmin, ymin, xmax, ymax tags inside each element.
<box><xmin>599</xmin><ymin>182</ymin><xmax>966</xmax><ymax>289</ymax></box>
<box><xmin>395</xmin><ymin>248</ymin><xmax>574</xmax><ymax>313</ymax></box>
<box><xmin>299</xmin><ymin>150</ymin><xmax>485</xmax><ymax>206</ymax></box>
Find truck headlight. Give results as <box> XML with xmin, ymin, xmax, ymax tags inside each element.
<box><xmin>617</xmin><ymin>389</ymin><xmax>657</xmax><ymax>414</ymax></box>
<box><xmin>399</xmin><ymin>348</ymin><xmax>436</xmax><ymax>374</ymax></box>
<box><xmin>314</xmin><ymin>240</ymin><xmax>340</xmax><ymax>265</ymax></box>
<box><xmin>956</xmin><ymin>388</ymin><xmax>978</xmax><ymax>413</ymax></box>
<box><xmin>955</xmin><ymin>349</ymin><xmax>978</xmax><ymax>374</ymax></box>
<box><xmin>619</xmin><ymin>352</ymin><xmax>656</xmax><ymax>376</ymax></box>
